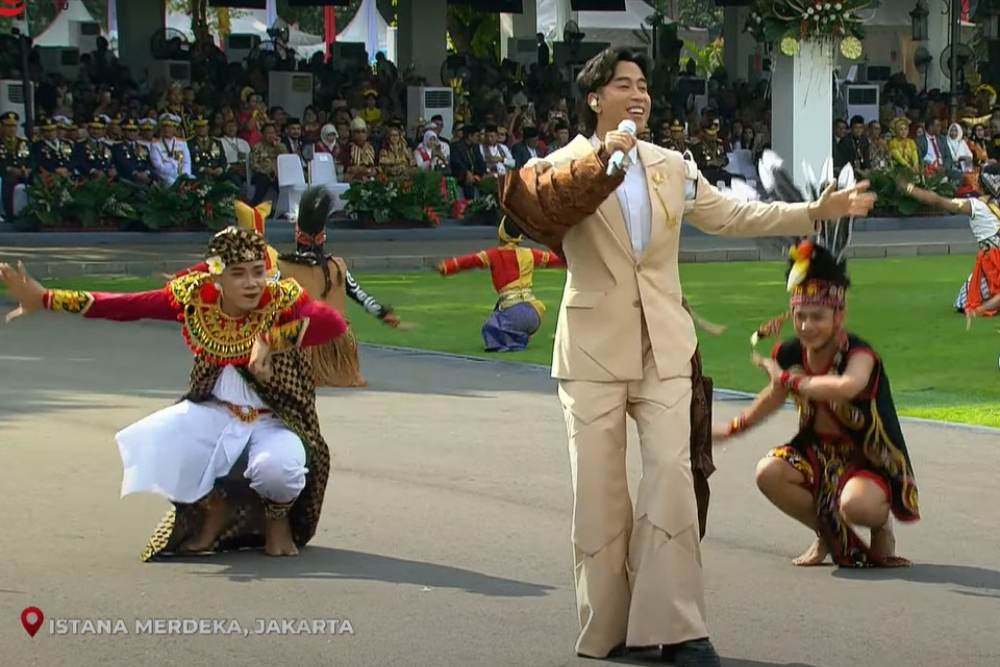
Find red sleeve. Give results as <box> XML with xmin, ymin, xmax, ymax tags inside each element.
<box><xmin>438</xmin><ymin>250</ymin><xmax>490</xmax><ymax>275</ymax></box>
<box><xmin>173</xmin><ymin>262</ymin><xmax>210</xmax><ymax>278</ymax></box>
<box><xmin>268</xmin><ymin>294</ymin><xmax>348</xmax><ymax>351</ymax></box>
<box><xmin>531</xmin><ymin>248</ymin><xmax>566</xmax><ymax>268</ymax></box>
<box><xmin>44</xmin><ymin>288</ymin><xmax>180</xmax><ymax>321</ymax></box>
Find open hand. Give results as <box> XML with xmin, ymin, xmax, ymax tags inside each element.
<box><xmin>382</xmin><ymin>312</ymin><xmax>401</xmax><ymax>328</ymax></box>
<box><xmin>811</xmin><ymin>180</ymin><xmax>877</xmax><ymax>220</ymax></box>
<box><xmin>0</xmin><ymin>261</ymin><xmax>46</xmax><ymax>323</ymax></box>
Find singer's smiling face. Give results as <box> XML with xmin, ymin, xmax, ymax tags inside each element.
<box><xmin>595</xmin><ymin>61</ymin><xmax>650</xmax><ymax>135</ymax></box>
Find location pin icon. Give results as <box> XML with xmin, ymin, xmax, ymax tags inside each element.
<box><xmin>20</xmin><ymin>607</ymin><xmax>43</xmax><ymax>637</ymax></box>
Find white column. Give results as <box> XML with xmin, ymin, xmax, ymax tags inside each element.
<box><xmin>501</xmin><ymin>2</ymin><xmax>538</xmax><ymax>62</ymax></box>
<box><xmin>722</xmin><ymin>6</ymin><xmax>756</xmax><ymax>82</ymax></box>
<box><xmin>924</xmin><ymin>0</ymin><xmax>950</xmax><ymax>92</ymax></box>
<box><xmin>396</xmin><ymin>0</ymin><xmax>447</xmax><ymax>86</ymax></box>
<box><xmin>538</xmin><ymin>0</ymin><xmax>575</xmax><ymax>42</ymax></box>
<box><xmin>116</xmin><ymin>0</ymin><xmax>164</xmax><ymax>81</ymax></box>
<box><xmin>771</xmin><ymin>41</ymin><xmax>834</xmax><ymax>190</ymax></box>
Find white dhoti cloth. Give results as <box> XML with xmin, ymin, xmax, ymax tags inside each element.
<box><xmin>116</xmin><ymin>366</ymin><xmax>308</xmax><ymax>504</ymax></box>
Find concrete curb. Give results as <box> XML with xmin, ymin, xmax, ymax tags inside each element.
<box><xmin>0</xmin><ymin>214</ymin><xmax>967</xmax><ymax>246</ymax></box>
<box><xmin>7</xmin><ymin>241</ymin><xmax>979</xmax><ymax>279</ymax></box>
<box><xmin>358</xmin><ymin>342</ymin><xmax>1000</xmax><ymax>435</ymax></box>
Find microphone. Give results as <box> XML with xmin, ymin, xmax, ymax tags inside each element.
<box><xmin>605</xmin><ymin>119</ymin><xmax>637</xmax><ymax>175</ymax></box>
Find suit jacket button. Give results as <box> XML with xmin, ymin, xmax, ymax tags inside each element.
<box><xmin>633</xmin><ymin>299</ymin><xmax>641</xmax><ymax>308</ymax></box>
<box><xmin>636</xmin><ymin>265</ymin><xmax>643</xmax><ymax>273</ymax></box>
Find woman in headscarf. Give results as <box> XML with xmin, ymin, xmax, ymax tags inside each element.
<box><xmin>314</xmin><ymin>123</ymin><xmax>340</xmax><ymax>161</ymax></box>
<box><xmin>414</xmin><ymin>129</ymin><xmax>449</xmax><ymax>172</ymax></box>
<box><xmin>414</xmin><ymin>129</ymin><xmax>459</xmax><ymax>209</ymax></box>
<box><xmin>947</xmin><ymin>122</ymin><xmax>976</xmax><ymax>195</ymax></box>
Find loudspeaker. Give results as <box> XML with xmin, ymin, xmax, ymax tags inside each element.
<box><xmin>570</xmin><ymin>0</ymin><xmax>626</xmax><ymax>10</ymax></box>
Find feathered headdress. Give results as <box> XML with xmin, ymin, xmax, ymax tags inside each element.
<box><xmin>749</xmin><ymin>150</ymin><xmax>856</xmax><ymax>348</ymax></box>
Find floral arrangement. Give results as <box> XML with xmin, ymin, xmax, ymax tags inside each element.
<box><xmin>343</xmin><ymin>171</ymin><xmax>446</xmax><ymax>226</ymax></box>
<box><xmin>14</xmin><ymin>175</ymin><xmax>236</xmax><ymax>232</ymax></box>
<box><xmin>15</xmin><ymin>173</ymin><xmax>139</xmax><ymax>230</ymax></box>
<box><xmin>745</xmin><ymin>0</ymin><xmax>869</xmax><ymax>60</ymax></box>
<box><xmin>141</xmin><ymin>177</ymin><xmax>239</xmax><ymax>231</ymax></box>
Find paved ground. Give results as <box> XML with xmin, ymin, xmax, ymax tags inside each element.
<box><xmin>0</xmin><ymin>225</ymin><xmax>979</xmax><ymax>278</ymax></box>
<box><xmin>2</xmin><ymin>313</ymin><xmax>999</xmax><ymax>667</ymax></box>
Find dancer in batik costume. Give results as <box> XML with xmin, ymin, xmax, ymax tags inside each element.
<box><xmin>0</xmin><ymin>227</ymin><xmax>348</xmax><ymax>560</ymax></box>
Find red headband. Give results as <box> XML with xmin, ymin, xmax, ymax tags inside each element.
<box><xmin>790</xmin><ymin>279</ymin><xmax>846</xmax><ymax>309</ymax></box>
<box><xmin>295</xmin><ymin>228</ymin><xmax>327</xmax><ymax>247</ymax></box>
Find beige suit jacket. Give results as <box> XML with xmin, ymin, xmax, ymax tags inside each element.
<box><xmin>527</xmin><ymin>135</ymin><xmax>815</xmax><ymax>382</ymax></box>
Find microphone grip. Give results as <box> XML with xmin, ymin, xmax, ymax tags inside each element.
<box><xmin>606</xmin><ymin>150</ymin><xmax>626</xmax><ymax>176</ymax></box>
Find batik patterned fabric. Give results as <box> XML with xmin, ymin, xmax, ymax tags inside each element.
<box><xmin>141</xmin><ymin>351</ymin><xmax>329</xmax><ymax>561</ymax></box>
<box><xmin>769</xmin><ymin>334</ymin><xmax>920</xmax><ymax>567</ymax></box>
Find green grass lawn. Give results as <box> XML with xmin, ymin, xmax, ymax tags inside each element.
<box><xmin>10</xmin><ymin>255</ymin><xmax>1000</xmax><ymax>428</ymax></box>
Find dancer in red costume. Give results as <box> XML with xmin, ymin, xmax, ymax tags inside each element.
<box><xmin>438</xmin><ymin>219</ymin><xmax>564</xmax><ymax>352</ymax></box>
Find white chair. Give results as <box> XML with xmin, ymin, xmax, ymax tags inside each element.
<box><xmin>309</xmin><ymin>153</ymin><xmax>350</xmax><ymax>213</ymax></box>
<box><xmin>274</xmin><ymin>154</ymin><xmax>307</xmax><ymax>220</ymax></box>
<box><xmin>12</xmin><ymin>184</ymin><xmax>27</xmax><ymax>216</ymax></box>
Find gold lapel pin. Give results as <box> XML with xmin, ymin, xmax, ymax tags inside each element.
<box><xmin>652</xmin><ymin>171</ymin><xmax>664</xmax><ymax>185</ymax></box>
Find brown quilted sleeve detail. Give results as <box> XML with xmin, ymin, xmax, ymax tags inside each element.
<box><xmin>498</xmin><ymin>150</ymin><xmax>625</xmax><ymax>254</ymax></box>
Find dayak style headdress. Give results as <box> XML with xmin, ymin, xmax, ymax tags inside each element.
<box><xmin>204</xmin><ymin>227</ymin><xmax>268</xmax><ymax>276</ymax></box>
<box><xmin>750</xmin><ymin>150</ymin><xmax>855</xmax><ymax>349</ymax></box>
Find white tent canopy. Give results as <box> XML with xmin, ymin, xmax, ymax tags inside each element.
<box><xmin>33</xmin><ymin>0</ymin><xmax>102</xmax><ymax>48</ymax></box>
<box><xmin>338</xmin><ymin>0</ymin><xmax>393</xmax><ymax>60</ymax></box>
<box><xmin>538</xmin><ymin>0</ymin><xmax>664</xmax><ymax>40</ymax></box>
<box><xmin>165</xmin><ymin>9</ymin><xmax>323</xmax><ymax>49</ymax></box>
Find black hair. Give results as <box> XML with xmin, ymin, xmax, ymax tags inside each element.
<box><xmin>849</xmin><ymin>115</ymin><xmax>865</xmax><ymax>126</ymax></box>
<box><xmin>280</xmin><ymin>187</ymin><xmax>337</xmax><ymax>298</ymax></box>
<box><xmin>576</xmin><ymin>47</ymin><xmax>651</xmax><ymax>136</ymax></box>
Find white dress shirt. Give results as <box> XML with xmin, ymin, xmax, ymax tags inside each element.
<box><xmin>150</xmin><ymin>138</ymin><xmax>192</xmax><ymax>185</ymax></box>
<box><xmin>590</xmin><ymin>135</ymin><xmax>651</xmax><ymax>257</ymax></box>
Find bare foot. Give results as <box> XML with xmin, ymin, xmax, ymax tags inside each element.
<box><xmin>179</xmin><ymin>495</ymin><xmax>230</xmax><ymax>553</ymax></box>
<box><xmin>263</xmin><ymin>516</ymin><xmax>299</xmax><ymax>557</ymax></box>
<box><xmin>792</xmin><ymin>536</ymin><xmax>829</xmax><ymax>566</ymax></box>
<box><xmin>868</xmin><ymin>523</ymin><xmax>911</xmax><ymax>566</ymax></box>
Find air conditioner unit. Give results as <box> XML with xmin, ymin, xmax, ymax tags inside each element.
<box><xmin>225</xmin><ymin>33</ymin><xmax>260</xmax><ymax>64</ymax></box>
<box><xmin>0</xmin><ymin>80</ymin><xmax>32</xmax><ymax>124</ymax></box>
<box><xmin>268</xmin><ymin>71</ymin><xmax>314</xmax><ymax>120</ymax></box>
<box><xmin>37</xmin><ymin>46</ymin><xmax>81</xmax><ymax>80</ymax></box>
<box><xmin>148</xmin><ymin>60</ymin><xmax>192</xmax><ymax>86</ymax></box>
<box><xmin>72</xmin><ymin>21</ymin><xmax>102</xmax><ymax>53</ymax></box>
<box><xmin>845</xmin><ymin>84</ymin><xmax>880</xmax><ymax>124</ymax></box>
<box><xmin>407</xmin><ymin>87</ymin><xmax>453</xmax><ymax>140</ymax></box>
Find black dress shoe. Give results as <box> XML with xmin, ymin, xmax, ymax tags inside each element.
<box><xmin>662</xmin><ymin>638</ymin><xmax>721</xmax><ymax>667</ymax></box>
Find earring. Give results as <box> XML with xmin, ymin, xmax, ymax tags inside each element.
<box><xmin>589</xmin><ymin>98</ymin><xmax>599</xmax><ymax>111</ymax></box>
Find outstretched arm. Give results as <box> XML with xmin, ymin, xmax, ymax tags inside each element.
<box><xmin>438</xmin><ymin>251</ymin><xmax>490</xmax><ymax>275</ymax></box>
<box><xmin>896</xmin><ymin>178</ymin><xmax>972</xmax><ymax>215</ymax></box>
<box><xmin>344</xmin><ymin>269</ymin><xmax>397</xmax><ymax>325</ymax></box>
<box><xmin>713</xmin><ymin>381</ymin><xmax>789</xmax><ymax>443</ymax></box>
<box><xmin>531</xmin><ymin>248</ymin><xmax>565</xmax><ymax>268</ymax></box>
<box><xmin>1</xmin><ymin>261</ymin><xmax>178</xmax><ymax>323</ymax></box>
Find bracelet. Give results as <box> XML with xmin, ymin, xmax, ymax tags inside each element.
<box><xmin>779</xmin><ymin>370</ymin><xmax>803</xmax><ymax>393</ymax></box>
<box><xmin>728</xmin><ymin>413</ymin><xmax>752</xmax><ymax>435</ymax></box>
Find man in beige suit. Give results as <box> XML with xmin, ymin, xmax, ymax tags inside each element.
<box><xmin>499</xmin><ymin>48</ymin><xmax>876</xmax><ymax>665</ymax></box>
